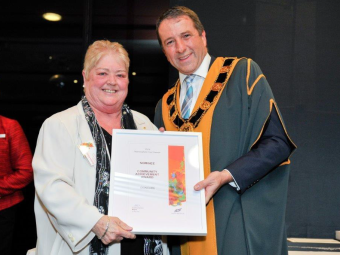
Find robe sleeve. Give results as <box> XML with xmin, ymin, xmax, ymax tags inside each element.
<box><xmin>226</xmin><ymin>59</ymin><xmax>296</xmax><ymax>194</ymax></box>
<box><xmin>227</xmin><ymin>107</ymin><xmax>294</xmax><ymax>194</ymax></box>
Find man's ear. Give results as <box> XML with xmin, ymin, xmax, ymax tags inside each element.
<box><xmin>201</xmin><ymin>30</ymin><xmax>207</xmax><ymax>47</ymax></box>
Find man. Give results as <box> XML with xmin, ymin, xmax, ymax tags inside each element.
<box><xmin>0</xmin><ymin>115</ymin><xmax>33</xmax><ymax>255</ymax></box>
<box><xmin>154</xmin><ymin>6</ymin><xmax>296</xmax><ymax>255</ymax></box>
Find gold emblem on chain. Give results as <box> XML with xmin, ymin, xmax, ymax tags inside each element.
<box><xmin>179</xmin><ymin>122</ymin><xmax>194</xmax><ymax>132</ymax></box>
<box><xmin>212</xmin><ymin>82</ymin><xmax>223</xmax><ymax>91</ymax></box>
<box><xmin>200</xmin><ymin>100</ymin><xmax>211</xmax><ymax>110</ymax></box>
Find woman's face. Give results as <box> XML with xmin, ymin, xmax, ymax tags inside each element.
<box><xmin>83</xmin><ymin>52</ymin><xmax>129</xmax><ymax>114</ymax></box>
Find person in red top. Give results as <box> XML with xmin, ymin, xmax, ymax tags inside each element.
<box><xmin>0</xmin><ymin>115</ymin><xmax>33</xmax><ymax>255</ymax></box>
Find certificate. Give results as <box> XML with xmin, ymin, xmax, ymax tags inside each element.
<box><xmin>108</xmin><ymin>129</ymin><xmax>207</xmax><ymax>236</ymax></box>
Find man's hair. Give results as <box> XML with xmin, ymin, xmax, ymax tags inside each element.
<box><xmin>156</xmin><ymin>6</ymin><xmax>205</xmax><ymax>47</ymax></box>
<box><xmin>83</xmin><ymin>40</ymin><xmax>130</xmax><ymax>80</ymax></box>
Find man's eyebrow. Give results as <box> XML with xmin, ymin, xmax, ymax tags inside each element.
<box><xmin>164</xmin><ymin>36</ymin><xmax>174</xmax><ymax>42</ymax></box>
<box><xmin>163</xmin><ymin>30</ymin><xmax>192</xmax><ymax>41</ymax></box>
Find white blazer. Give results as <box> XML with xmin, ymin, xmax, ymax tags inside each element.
<box><xmin>33</xmin><ymin>101</ymin><xmax>159</xmax><ymax>255</ymax></box>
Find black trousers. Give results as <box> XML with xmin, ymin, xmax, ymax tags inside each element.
<box><xmin>0</xmin><ymin>204</ymin><xmax>18</xmax><ymax>255</ymax></box>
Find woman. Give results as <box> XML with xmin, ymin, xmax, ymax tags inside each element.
<box><xmin>33</xmin><ymin>40</ymin><xmax>166</xmax><ymax>255</ymax></box>
<box><xmin>0</xmin><ymin>115</ymin><xmax>33</xmax><ymax>255</ymax></box>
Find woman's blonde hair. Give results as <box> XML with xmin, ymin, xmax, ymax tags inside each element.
<box><xmin>83</xmin><ymin>40</ymin><xmax>130</xmax><ymax>79</ymax></box>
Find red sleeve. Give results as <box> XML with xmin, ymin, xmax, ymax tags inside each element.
<box><xmin>0</xmin><ymin>120</ymin><xmax>33</xmax><ymax>196</ymax></box>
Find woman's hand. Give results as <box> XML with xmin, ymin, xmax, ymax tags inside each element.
<box><xmin>92</xmin><ymin>216</ymin><xmax>136</xmax><ymax>244</ymax></box>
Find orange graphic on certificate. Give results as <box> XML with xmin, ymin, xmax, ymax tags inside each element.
<box><xmin>168</xmin><ymin>146</ymin><xmax>186</xmax><ymax>206</ymax></box>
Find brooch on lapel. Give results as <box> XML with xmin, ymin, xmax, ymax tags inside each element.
<box><xmin>78</xmin><ymin>142</ymin><xmax>95</xmax><ymax>166</ymax></box>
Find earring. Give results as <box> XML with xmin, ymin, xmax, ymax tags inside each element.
<box><xmin>83</xmin><ymin>84</ymin><xmax>85</xmax><ymax>88</ymax></box>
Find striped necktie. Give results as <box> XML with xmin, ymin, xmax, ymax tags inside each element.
<box><xmin>181</xmin><ymin>74</ymin><xmax>196</xmax><ymax>119</ymax></box>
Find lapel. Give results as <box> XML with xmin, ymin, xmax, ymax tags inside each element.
<box><xmin>76</xmin><ymin>102</ymin><xmax>94</xmax><ymax>144</ymax></box>
<box><xmin>191</xmin><ymin>56</ymin><xmax>219</xmax><ymax>113</ymax></box>
<box><xmin>76</xmin><ymin>102</ymin><xmax>97</xmax><ymax>167</ymax></box>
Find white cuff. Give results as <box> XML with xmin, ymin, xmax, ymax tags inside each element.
<box><xmin>223</xmin><ymin>169</ymin><xmax>240</xmax><ymax>191</ymax></box>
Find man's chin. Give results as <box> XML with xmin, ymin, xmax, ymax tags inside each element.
<box><xmin>175</xmin><ymin>63</ymin><xmax>196</xmax><ymax>75</ymax></box>
<box><xmin>178</xmin><ymin>68</ymin><xmax>195</xmax><ymax>75</ymax></box>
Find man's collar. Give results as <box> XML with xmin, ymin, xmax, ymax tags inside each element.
<box><xmin>179</xmin><ymin>53</ymin><xmax>211</xmax><ymax>84</ymax></box>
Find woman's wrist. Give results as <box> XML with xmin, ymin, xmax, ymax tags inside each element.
<box><xmin>98</xmin><ymin>216</ymin><xmax>110</xmax><ymax>240</ymax></box>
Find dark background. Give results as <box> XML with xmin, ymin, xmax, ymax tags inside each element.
<box><xmin>172</xmin><ymin>0</ymin><xmax>340</xmax><ymax>240</ymax></box>
<box><xmin>1</xmin><ymin>0</ymin><xmax>339</xmax><ymax>254</ymax></box>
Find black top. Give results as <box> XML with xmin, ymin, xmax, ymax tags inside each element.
<box><xmin>101</xmin><ymin>127</ymin><xmax>145</xmax><ymax>255</ymax></box>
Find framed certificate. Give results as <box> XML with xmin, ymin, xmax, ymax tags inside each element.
<box><xmin>108</xmin><ymin>129</ymin><xmax>207</xmax><ymax>236</ymax></box>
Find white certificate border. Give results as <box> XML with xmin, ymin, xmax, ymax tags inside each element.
<box><xmin>108</xmin><ymin>129</ymin><xmax>207</xmax><ymax>236</ymax></box>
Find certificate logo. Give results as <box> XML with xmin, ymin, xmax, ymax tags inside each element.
<box><xmin>168</xmin><ymin>146</ymin><xmax>186</xmax><ymax>206</ymax></box>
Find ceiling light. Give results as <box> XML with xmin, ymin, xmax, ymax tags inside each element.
<box><xmin>43</xmin><ymin>13</ymin><xmax>62</xmax><ymax>22</ymax></box>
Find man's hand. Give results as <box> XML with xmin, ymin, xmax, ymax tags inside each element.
<box><xmin>194</xmin><ymin>170</ymin><xmax>233</xmax><ymax>204</ymax></box>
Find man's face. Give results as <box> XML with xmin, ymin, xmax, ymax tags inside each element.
<box><xmin>158</xmin><ymin>15</ymin><xmax>207</xmax><ymax>75</ymax></box>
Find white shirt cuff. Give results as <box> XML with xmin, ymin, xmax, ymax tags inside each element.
<box><xmin>224</xmin><ymin>169</ymin><xmax>240</xmax><ymax>191</ymax></box>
